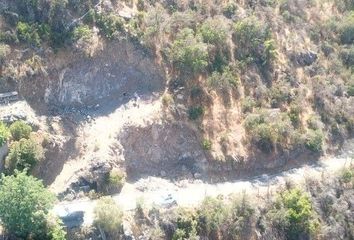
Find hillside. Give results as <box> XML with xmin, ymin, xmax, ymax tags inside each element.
<box><xmin>0</xmin><ymin>0</ymin><xmax>353</xmax><ymax>239</ymax></box>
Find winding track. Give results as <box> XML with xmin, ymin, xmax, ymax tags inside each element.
<box><xmin>54</xmin><ymin>140</ymin><xmax>354</xmax><ymax>225</ymax></box>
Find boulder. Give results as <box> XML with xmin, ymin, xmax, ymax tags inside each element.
<box><xmin>292</xmin><ymin>51</ymin><xmax>318</xmax><ymax>66</ymax></box>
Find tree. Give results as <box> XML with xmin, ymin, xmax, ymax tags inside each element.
<box><xmin>0</xmin><ymin>122</ymin><xmax>9</xmax><ymax>147</ymax></box>
<box><xmin>268</xmin><ymin>189</ymin><xmax>318</xmax><ymax>240</ymax></box>
<box><xmin>94</xmin><ymin>197</ymin><xmax>123</xmax><ymax>238</ymax></box>
<box><xmin>170</xmin><ymin>28</ymin><xmax>209</xmax><ymax>73</ymax></box>
<box><xmin>9</xmin><ymin>120</ymin><xmax>32</xmax><ymax>141</ymax></box>
<box><xmin>198</xmin><ymin>18</ymin><xmax>228</xmax><ymax>45</ymax></box>
<box><xmin>0</xmin><ymin>171</ymin><xmax>56</xmax><ymax>238</ymax></box>
<box><xmin>5</xmin><ymin>138</ymin><xmax>43</xmax><ymax>173</ymax></box>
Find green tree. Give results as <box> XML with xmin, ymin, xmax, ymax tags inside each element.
<box><xmin>269</xmin><ymin>189</ymin><xmax>318</xmax><ymax>240</ymax></box>
<box><xmin>94</xmin><ymin>197</ymin><xmax>123</xmax><ymax>238</ymax></box>
<box><xmin>0</xmin><ymin>122</ymin><xmax>9</xmax><ymax>147</ymax></box>
<box><xmin>5</xmin><ymin>138</ymin><xmax>43</xmax><ymax>173</ymax></box>
<box><xmin>16</xmin><ymin>21</ymin><xmax>41</xmax><ymax>47</ymax></box>
<box><xmin>233</xmin><ymin>17</ymin><xmax>275</xmax><ymax>66</ymax></box>
<box><xmin>305</xmin><ymin>129</ymin><xmax>324</xmax><ymax>152</ymax></box>
<box><xmin>9</xmin><ymin>120</ymin><xmax>32</xmax><ymax>141</ymax></box>
<box><xmin>170</xmin><ymin>28</ymin><xmax>209</xmax><ymax>73</ymax></box>
<box><xmin>198</xmin><ymin>18</ymin><xmax>228</xmax><ymax>45</ymax></box>
<box><xmin>0</xmin><ymin>171</ymin><xmax>56</xmax><ymax>238</ymax></box>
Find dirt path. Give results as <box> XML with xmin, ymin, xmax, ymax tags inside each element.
<box><xmin>54</xmin><ymin>139</ymin><xmax>354</xmax><ymax>225</ymax></box>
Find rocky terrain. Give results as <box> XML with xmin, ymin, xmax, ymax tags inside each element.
<box><xmin>0</xmin><ymin>0</ymin><xmax>354</xmax><ymax>239</ymax></box>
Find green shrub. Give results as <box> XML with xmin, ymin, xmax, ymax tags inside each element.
<box><xmin>197</xmin><ymin>197</ymin><xmax>229</xmax><ymax>238</ymax></box>
<box><xmin>340</xmin><ymin>168</ymin><xmax>353</xmax><ymax>184</ymax></box>
<box><xmin>202</xmin><ymin>139</ymin><xmax>212</xmax><ymax>150</ymax></box>
<box><xmin>170</xmin><ymin>28</ymin><xmax>209</xmax><ymax>73</ymax></box>
<box><xmin>104</xmin><ymin>168</ymin><xmax>126</xmax><ymax>194</ymax></box>
<box><xmin>9</xmin><ymin>121</ymin><xmax>32</xmax><ymax>141</ymax></box>
<box><xmin>288</xmin><ymin>104</ymin><xmax>302</xmax><ymax>127</ymax></box>
<box><xmin>207</xmin><ymin>66</ymin><xmax>239</xmax><ymax>91</ymax></box>
<box><xmin>268</xmin><ymin>189</ymin><xmax>318</xmax><ymax>240</ymax></box>
<box><xmin>244</xmin><ymin>111</ymin><xmax>295</xmax><ymax>152</ymax></box>
<box><xmin>233</xmin><ymin>17</ymin><xmax>275</xmax><ymax>66</ymax></box>
<box><xmin>0</xmin><ymin>44</ymin><xmax>10</xmax><ymax>64</ymax></box>
<box><xmin>188</xmin><ymin>106</ymin><xmax>204</xmax><ymax>120</ymax></box>
<box><xmin>241</xmin><ymin>97</ymin><xmax>256</xmax><ymax>113</ymax></box>
<box><xmin>338</xmin><ymin>12</ymin><xmax>354</xmax><ymax>44</ymax></box>
<box><xmin>0</xmin><ymin>122</ymin><xmax>9</xmax><ymax>147</ymax></box>
<box><xmin>341</xmin><ymin>46</ymin><xmax>354</xmax><ymax>68</ymax></box>
<box><xmin>223</xmin><ymin>3</ymin><xmax>237</xmax><ymax>18</ymax></box>
<box><xmin>5</xmin><ymin>138</ymin><xmax>43</xmax><ymax>173</ymax></box>
<box><xmin>172</xmin><ymin>209</ymin><xmax>198</xmax><ymax>240</ymax></box>
<box><xmin>225</xmin><ymin>194</ymin><xmax>255</xmax><ymax>239</ymax></box>
<box><xmin>198</xmin><ymin>18</ymin><xmax>228</xmax><ymax>45</ymax></box>
<box><xmin>348</xmin><ymin>83</ymin><xmax>354</xmax><ymax>96</ymax></box>
<box><xmin>0</xmin><ymin>31</ymin><xmax>18</xmax><ymax>44</ymax></box>
<box><xmin>268</xmin><ymin>82</ymin><xmax>290</xmax><ymax>108</ymax></box>
<box><xmin>96</xmin><ymin>13</ymin><xmax>124</xmax><ymax>39</ymax></box>
<box><xmin>16</xmin><ymin>22</ymin><xmax>41</xmax><ymax>46</ymax></box>
<box><xmin>305</xmin><ymin>129</ymin><xmax>324</xmax><ymax>152</ymax></box>
<box><xmin>94</xmin><ymin>197</ymin><xmax>123</xmax><ymax>238</ymax></box>
<box><xmin>72</xmin><ymin>24</ymin><xmax>93</xmax><ymax>41</ymax></box>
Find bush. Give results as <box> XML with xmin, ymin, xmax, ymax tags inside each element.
<box><xmin>0</xmin><ymin>171</ymin><xmax>56</xmax><ymax>239</ymax></box>
<box><xmin>96</xmin><ymin>13</ymin><xmax>124</xmax><ymax>39</ymax></box>
<box><xmin>0</xmin><ymin>122</ymin><xmax>9</xmax><ymax>147</ymax></box>
<box><xmin>94</xmin><ymin>197</ymin><xmax>123</xmax><ymax>238</ymax></box>
<box><xmin>348</xmin><ymin>83</ymin><xmax>354</xmax><ymax>96</ymax></box>
<box><xmin>223</xmin><ymin>3</ymin><xmax>237</xmax><ymax>18</ymax></box>
<box><xmin>104</xmin><ymin>168</ymin><xmax>126</xmax><ymax>194</ymax></box>
<box><xmin>198</xmin><ymin>18</ymin><xmax>228</xmax><ymax>45</ymax></box>
<box><xmin>170</xmin><ymin>28</ymin><xmax>209</xmax><ymax>73</ymax></box>
<box><xmin>9</xmin><ymin>120</ymin><xmax>32</xmax><ymax>141</ymax></box>
<box><xmin>268</xmin><ymin>82</ymin><xmax>291</xmax><ymax>108</ymax></box>
<box><xmin>244</xmin><ymin>111</ymin><xmax>295</xmax><ymax>152</ymax></box>
<box><xmin>16</xmin><ymin>22</ymin><xmax>41</xmax><ymax>47</ymax></box>
<box><xmin>0</xmin><ymin>44</ymin><xmax>10</xmax><ymax>65</ymax></box>
<box><xmin>188</xmin><ymin>106</ymin><xmax>204</xmax><ymax>120</ymax></box>
<box><xmin>225</xmin><ymin>195</ymin><xmax>255</xmax><ymax>239</ymax></box>
<box><xmin>341</xmin><ymin>46</ymin><xmax>354</xmax><ymax>68</ymax></box>
<box><xmin>72</xmin><ymin>24</ymin><xmax>93</xmax><ymax>41</ymax></box>
<box><xmin>5</xmin><ymin>138</ymin><xmax>43</xmax><ymax>173</ymax></box>
<box><xmin>338</xmin><ymin>12</ymin><xmax>354</xmax><ymax>44</ymax></box>
<box><xmin>207</xmin><ymin>66</ymin><xmax>239</xmax><ymax>92</ymax></box>
<box><xmin>233</xmin><ymin>17</ymin><xmax>275</xmax><ymax>66</ymax></box>
<box><xmin>202</xmin><ymin>139</ymin><xmax>212</xmax><ymax>150</ymax></box>
<box><xmin>197</xmin><ymin>197</ymin><xmax>228</xmax><ymax>238</ymax></box>
<box><xmin>305</xmin><ymin>129</ymin><xmax>324</xmax><ymax>152</ymax></box>
<box><xmin>241</xmin><ymin>97</ymin><xmax>256</xmax><ymax>113</ymax></box>
<box><xmin>268</xmin><ymin>189</ymin><xmax>318</xmax><ymax>240</ymax></box>
<box><xmin>172</xmin><ymin>209</ymin><xmax>198</xmax><ymax>240</ymax></box>
<box><xmin>340</xmin><ymin>168</ymin><xmax>353</xmax><ymax>184</ymax></box>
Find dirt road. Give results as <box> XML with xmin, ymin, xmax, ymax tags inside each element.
<box><xmin>54</xmin><ymin>139</ymin><xmax>354</xmax><ymax>225</ymax></box>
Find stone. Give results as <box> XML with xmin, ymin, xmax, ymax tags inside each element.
<box><xmin>194</xmin><ymin>172</ymin><xmax>202</xmax><ymax>179</ymax></box>
<box><xmin>292</xmin><ymin>51</ymin><xmax>318</xmax><ymax>66</ymax></box>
